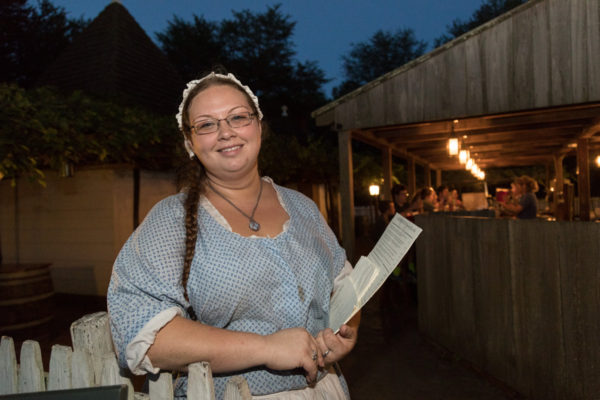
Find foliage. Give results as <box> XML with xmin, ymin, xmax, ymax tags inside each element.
<box><xmin>157</xmin><ymin>4</ymin><xmax>333</xmax><ymax>185</ymax></box>
<box><xmin>434</xmin><ymin>0</ymin><xmax>527</xmax><ymax>47</ymax></box>
<box><xmin>0</xmin><ymin>83</ymin><xmax>181</xmax><ymax>185</ymax></box>
<box><xmin>0</xmin><ymin>0</ymin><xmax>88</xmax><ymax>88</ymax></box>
<box><xmin>157</xmin><ymin>5</ymin><xmax>328</xmax><ymax>118</ymax></box>
<box><xmin>333</xmin><ymin>28</ymin><xmax>427</xmax><ymax>98</ymax></box>
<box><xmin>156</xmin><ymin>15</ymin><xmax>223</xmax><ymax>82</ymax></box>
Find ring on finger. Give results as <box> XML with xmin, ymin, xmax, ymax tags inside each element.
<box><xmin>311</xmin><ymin>350</ymin><xmax>318</xmax><ymax>361</ymax></box>
<box><xmin>322</xmin><ymin>349</ymin><xmax>330</xmax><ymax>358</ymax></box>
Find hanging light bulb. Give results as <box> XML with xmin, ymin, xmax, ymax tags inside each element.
<box><xmin>596</xmin><ymin>155</ymin><xmax>600</xmax><ymax>167</ymax></box>
<box><xmin>466</xmin><ymin>158</ymin><xmax>474</xmax><ymax>170</ymax></box>
<box><xmin>459</xmin><ymin>149</ymin><xmax>469</xmax><ymax>164</ymax></box>
<box><xmin>448</xmin><ymin>137</ymin><xmax>459</xmax><ymax>156</ymax></box>
<box><xmin>448</xmin><ymin>120</ymin><xmax>459</xmax><ymax>156</ymax></box>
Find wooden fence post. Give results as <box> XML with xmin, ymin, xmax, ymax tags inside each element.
<box><xmin>223</xmin><ymin>375</ymin><xmax>252</xmax><ymax>400</ymax></box>
<box><xmin>18</xmin><ymin>340</ymin><xmax>45</xmax><ymax>393</ymax></box>
<box><xmin>70</xmin><ymin>311</ymin><xmax>113</xmax><ymax>385</ymax></box>
<box><xmin>187</xmin><ymin>362</ymin><xmax>214</xmax><ymax>400</ymax></box>
<box><xmin>0</xmin><ymin>336</ymin><xmax>18</xmax><ymax>394</ymax></box>
<box><xmin>148</xmin><ymin>371</ymin><xmax>174</xmax><ymax>400</ymax></box>
<box><xmin>71</xmin><ymin>348</ymin><xmax>95</xmax><ymax>389</ymax></box>
<box><xmin>47</xmin><ymin>344</ymin><xmax>72</xmax><ymax>390</ymax></box>
<box><xmin>101</xmin><ymin>353</ymin><xmax>134</xmax><ymax>400</ymax></box>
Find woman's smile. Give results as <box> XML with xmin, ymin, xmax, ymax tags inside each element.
<box><xmin>188</xmin><ymin>84</ymin><xmax>261</xmax><ymax>180</ymax></box>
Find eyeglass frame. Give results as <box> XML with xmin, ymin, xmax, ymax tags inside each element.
<box><xmin>190</xmin><ymin>111</ymin><xmax>257</xmax><ymax>135</ymax></box>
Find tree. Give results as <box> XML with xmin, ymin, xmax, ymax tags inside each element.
<box><xmin>333</xmin><ymin>28</ymin><xmax>427</xmax><ymax>98</ymax></box>
<box><xmin>434</xmin><ymin>0</ymin><xmax>527</xmax><ymax>47</ymax></box>
<box><xmin>156</xmin><ymin>15</ymin><xmax>224</xmax><ymax>82</ymax></box>
<box><xmin>0</xmin><ymin>0</ymin><xmax>88</xmax><ymax>88</ymax></box>
<box><xmin>156</xmin><ymin>4</ymin><xmax>332</xmax><ymax>185</ymax></box>
<box><xmin>158</xmin><ymin>5</ymin><xmax>328</xmax><ymax>126</ymax></box>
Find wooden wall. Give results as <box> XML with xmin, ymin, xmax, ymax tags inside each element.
<box><xmin>316</xmin><ymin>0</ymin><xmax>600</xmax><ymax>130</ymax></box>
<box><xmin>0</xmin><ymin>166</ymin><xmax>177</xmax><ymax>295</ymax></box>
<box><xmin>415</xmin><ymin>214</ymin><xmax>600</xmax><ymax>399</ymax></box>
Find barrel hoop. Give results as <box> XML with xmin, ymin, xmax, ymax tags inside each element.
<box><xmin>0</xmin><ymin>315</ymin><xmax>54</xmax><ymax>331</ymax></box>
<box><xmin>0</xmin><ymin>275</ymin><xmax>50</xmax><ymax>287</ymax></box>
<box><xmin>0</xmin><ymin>269</ymin><xmax>50</xmax><ymax>280</ymax></box>
<box><xmin>0</xmin><ymin>291</ymin><xmax>54</xmax><ymax>306</ymax></box>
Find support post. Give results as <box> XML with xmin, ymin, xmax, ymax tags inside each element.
<box><xmin>338</xmin><ymin>130</ymin><xmax>355</xmax><ymax>262</ymax></box>
<box><xmin>408</xmin><ymin>157</ymin><xmax>416</xmax><ymax>197</ymax></box>
<box><xmin>425</xmin><ymin>165</ymin><xmax>431</xmax><ymax>188</ymax></box>
<box><xmin>382</xmin><ymin>147</ymin><xmax>392</xmax><ymax>201</ymax></box>
<box><xmin>553</xmin><ymin>155</ymin><xmax>565</xmax><ymax>196</ymax></box>
<box><xmin>436</xmin><ymin>170</ymin><xmax>442</xmax><ymax>188</ymax></box>
<box><xmin>577</xmin><ymin>138</ymin><xmax>591</xmax><ymax>221</ymax></box>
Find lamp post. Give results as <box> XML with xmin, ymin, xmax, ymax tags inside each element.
<box><xmin>369</xmin><ymin>184</ymin><xmax>380</xmax><ymax>224</ymax></box>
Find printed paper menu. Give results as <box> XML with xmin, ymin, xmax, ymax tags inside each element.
<box><xmin>328</xmin><ymin>213</ymin><xmax>422</xmax><ymax>332</ymax></box>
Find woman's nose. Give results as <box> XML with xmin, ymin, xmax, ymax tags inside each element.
<box><xmin>217</xmin><ymin>121</ymin><xmax>236</xmax><ymax>139</ymax></box>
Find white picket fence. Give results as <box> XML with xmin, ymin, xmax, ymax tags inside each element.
<box><xmin>0</xmin><ymin>312</ymin><xmax>251</xmax><ymax>399</ymax></box>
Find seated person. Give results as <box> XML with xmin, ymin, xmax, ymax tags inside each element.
<box><xmin>502</xmin><ymin>176</ymin><xmax>538</xmax><ymax>219</ymax></box>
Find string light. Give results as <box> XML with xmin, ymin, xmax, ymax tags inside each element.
<box><xmin>448</xmin><ymin>120</ymin><xmax>459</xmax><ymax>156</ymax></box>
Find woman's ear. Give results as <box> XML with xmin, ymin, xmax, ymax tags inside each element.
<box><xmin>184</xmin><ymin>139</ymin><xmax>195</xmax><ymax>159</ymax></box>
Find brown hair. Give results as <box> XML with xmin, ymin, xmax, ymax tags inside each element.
<box><xmin>178</xmin><ymin>72</ymin><xmax>262</xmax><ymax>320</ymax></box>
<box><xmin>515</xmin><ymin>175</ymin><xmax>539</xmax><ymax>193</ymax></box>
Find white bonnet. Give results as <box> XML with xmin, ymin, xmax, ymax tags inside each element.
<box><xmin>176</xmin><ymin>72</ymin><xmax>263</xmax><ymax>158</ymax></box>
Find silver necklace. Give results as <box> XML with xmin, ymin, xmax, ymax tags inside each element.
<box><xmin>208</xmin><ymin>179</ymin><xmax>263</xmax><ymax>232</ymax></box>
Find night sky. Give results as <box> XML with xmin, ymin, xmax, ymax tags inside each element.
<box><xmin>52</xmin><ymin>0</ymin><xmax>486</xmax><ymax>96</ymax></box>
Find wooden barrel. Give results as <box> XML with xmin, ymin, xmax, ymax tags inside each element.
<box><xmin>0</xmin><ymin>263</ymin><xmax>55</xmax><ymax>338</ymax></box>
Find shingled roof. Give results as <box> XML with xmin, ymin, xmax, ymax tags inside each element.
<box><xmin>38</xmin><ymin>1</ymin><xmax>183</xmax><ymax>114</ymax></box>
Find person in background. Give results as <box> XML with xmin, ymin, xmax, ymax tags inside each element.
<box><xmin>502</xmin><ymin>175</ymin><xmax>539</xmax><ymax>219</ymax></box>
<box><xmin>372</xmin><ymin>200</ymin><xmax>395</xmax><ymax>242</ymax></box>
<box><xmin>107</xmin><ymin>70</ymin><xmax>359</xmax><ymax>399</ymax></box>
<box><xmin>407</xmin><ymin>188</ymin><xmax>424</xmax><ymax>214</ymax></box>
<box><xmin>450</xmin><ymin>188</ymin><xmax>463</xmax><ymax>210</ymax></box>
<box><xmin>436</xmin><ymin>185</ymin><xmax>450</xmax><ymax>211</ymax></box>
<box><xmin>421</xmin><ymin>187</ymin><xmax>438</xmax><ymax>213</ymax></box>
<box><xmin>391</xmin><ymin>184</ymin><xmax>411</xmax><ymax>215</ymax></box>
<box><xmin>406</xmin><ymin>187</ymin><xmax>437</xmax><ymax>214</ymax></box>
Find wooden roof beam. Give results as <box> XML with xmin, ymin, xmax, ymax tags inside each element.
<box><xmin>351</xmin><ymin>130</ymin><xmax>437</xmax><ymax>169</ymax></box>
<box><xmin>580</xmin><ymin>118</ymin><xmax>600</xmax><ymax>138</ymax></box>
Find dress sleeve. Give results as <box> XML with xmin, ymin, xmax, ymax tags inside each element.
<box><xmin>107</xmin><ymin>195</ymin><xmax>190</xmax><ymax>373</ymax></box>
<box><xmin>333</xmin><ymin>260</ymin><xmax>353</xmax><ymax>293</ymax></box>
<box><xmin>307</xmin><ymin>197</ymin><xmax>348</xmax><ymax>286</ymax></box>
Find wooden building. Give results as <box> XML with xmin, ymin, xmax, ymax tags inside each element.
<box><xmin>312</xmin><ymin>0</ymin><xmax>600</xmax><ymax>259</ymax></box>
<box><xmin>38</xmin><ymin>1</ymin><xmax>183</xmax><ymax>114</ymax></box>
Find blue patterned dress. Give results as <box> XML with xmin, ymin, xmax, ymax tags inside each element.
<box><xmin>107</xmin><ymin>180</ymin><xmax>348</xmax><ymax>399</ymax></box>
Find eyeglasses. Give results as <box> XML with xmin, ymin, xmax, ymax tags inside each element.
<box><xmin>191</xmin><ymin>112</ymin><xmax>256</xmax><ymax>135</ymax></box>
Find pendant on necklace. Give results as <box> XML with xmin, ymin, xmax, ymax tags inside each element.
<box><xmin>249</xmin><ymin>219</ymin><xmax>260</xmax><ymax>232</ymax></box>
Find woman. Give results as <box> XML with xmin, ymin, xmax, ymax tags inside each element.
<box><xmin>107</xmin><ymin>71</ymin><xmax>359</xmax><ymax>399</ymax></box>
<box><xmin>502</xmin><ymin>175</ymin><xmax>538</xmax><ymax>219</ymax></box>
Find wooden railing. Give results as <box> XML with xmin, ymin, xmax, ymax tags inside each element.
<box><xmin>0</xmin><ymin>312</ymin><xmax>251</xmax><ymax>399</ymax></box>
<box><xmin>415</xmin><ymin>214</ymin><xmax>600</xmax><ymax>400</ymax></box>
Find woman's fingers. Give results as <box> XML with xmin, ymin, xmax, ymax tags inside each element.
<box><xmin>315</xmin><ymin>331</ymin><xmax>330</xmax><ymax>367</ymax></box>
<box><xmin>263</xmin><ymin>328</ymin><xmax>321</xmax><ymax>383</ymax></box>
<box><xmin>317</xmin><ymin>324</ymin><xmax>359</xmax><ymax>363</ymax></box>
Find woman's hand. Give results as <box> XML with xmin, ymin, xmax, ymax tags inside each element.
<box><xmin>315</xmin><ymin>311</ymin><xmax>360</xmax><ymax>366</ymax></box>
<box><xmin>262</xmin><ymin>327</ymin><xmax>322</xmax><ymax>384</ymax></box>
